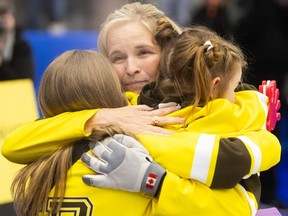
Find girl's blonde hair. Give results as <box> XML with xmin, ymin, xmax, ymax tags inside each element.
<box><xmin>11</xmin><ymin>50</ymin><xmax>128</xmax><ymax>215</ymax></box>
<box><xmin>155</xmin><ymin>23</ymin><xmax>247</xmax><ymax>109</ymax></box>
<box><xmin>39</xmin><ymin>50</ymin><xmax>127</xmax><ymax>117</ymax></box>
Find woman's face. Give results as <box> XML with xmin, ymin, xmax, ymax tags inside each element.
<box><xmin>106</xmin><ymin>21</ymin><xmax>161</xmax><ymax>94</ymax></box>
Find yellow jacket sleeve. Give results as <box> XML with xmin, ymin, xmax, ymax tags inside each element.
<box><xmin>1</xmin><ymin>109</ymin><xmax>97</xmax><ymax>164</ymax></box>
<box><xmin>238</xmin><ymin>130</ymin><xmax>281</xmax><ymax>174</ymax></box>
<box><xmin>1</xmin><ymin>92</ymin><xmax>137</xmax><ymax>164</ymax></box>
<box><xmin>138</xmin><ymin>129</ymin><xmax>281</xmax><ymax>189</ymax></box>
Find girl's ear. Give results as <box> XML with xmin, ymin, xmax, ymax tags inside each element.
<box><xmin>211</xmin><ymin>77</ymin><xmax>220</xmax><ymax>99</ymax></box>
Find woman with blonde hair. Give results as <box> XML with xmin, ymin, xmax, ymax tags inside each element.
<box><xmin>2</xmin><ymin>3</ymin><xmax>184</xmax><ymax>164</ymax></box>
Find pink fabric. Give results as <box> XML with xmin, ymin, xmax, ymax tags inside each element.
<box><xmin>256</xmin><ymin>207</ymin><xmax>282</xmax><ymax>216</ymax></box>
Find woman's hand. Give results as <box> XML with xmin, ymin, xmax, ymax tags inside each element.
<box><xmin>84</xmin><ymin>105</ymin><xmax>184</xmax><ymax>136</ymax></box>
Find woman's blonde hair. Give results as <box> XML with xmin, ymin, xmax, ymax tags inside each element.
<box><xmin>11</xmin><ymin>50</ymin><xmax>128</xmax><ymax>215</ymax></box>
<box><xmin>97</xmin><ymin>2</ymin><xmax>182</xmax><ymax>57</ymax></box>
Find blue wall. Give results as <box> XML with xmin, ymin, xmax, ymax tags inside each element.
<box><xmin>23</xmin><ymin>30</ymin><xmax>99</xmax><ymax>93</ymax></box>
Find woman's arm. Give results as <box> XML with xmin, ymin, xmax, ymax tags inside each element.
<box><xmin>85</xmin><ymin>105</ymin><xmax>183</xmax><ymax>135</ymax></box>
<box><xmin>1</xmin><ymin>109</ymin><xmax>97</xmax><ymax>164</ymax></box>
<box><xmin>1</xmin><ymin>106</ymin><xmax>183</xmax><ymax>164</ymax></box>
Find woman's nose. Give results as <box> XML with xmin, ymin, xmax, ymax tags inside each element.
<box><xmin>125</xmin><ymin>58</ymin><xmax>140</xmax><ymax>75</ymax></box>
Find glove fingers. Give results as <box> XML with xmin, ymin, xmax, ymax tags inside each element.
<box><xmin>82</xmin><ymin>174</ymin><xmax>108</xmax><ymax>188</ymax></box>
<box><xmin>81</xmin><ymin>153</ymin><xmax>106</xmax><ymax>174</ymax></box>
<box><xmin>89</xmin><ymin>140</ymin><xmax>112</xmax><ymax>157</ymax></box>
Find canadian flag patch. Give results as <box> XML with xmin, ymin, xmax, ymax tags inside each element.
<box><xmin>146</xmin><ymin>172</ymin><xmax>157</xmax><ymax>190</ymax></box>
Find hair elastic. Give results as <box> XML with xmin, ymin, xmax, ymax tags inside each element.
<box><xmin>204</xmin><ymin>40</ymin><xmax>213</xmax><ymax>51</ymax></box>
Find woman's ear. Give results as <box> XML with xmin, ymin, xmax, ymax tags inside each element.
<box><xmin>211</xmin><ymin>77</ymin><xmax>220</xmax><ymax>99</ymax></box>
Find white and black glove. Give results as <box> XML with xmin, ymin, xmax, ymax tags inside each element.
<box><xmin>81</xmin><ymin>134</ymin><xmax>166</xmax><ymax>197</ymax></box>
